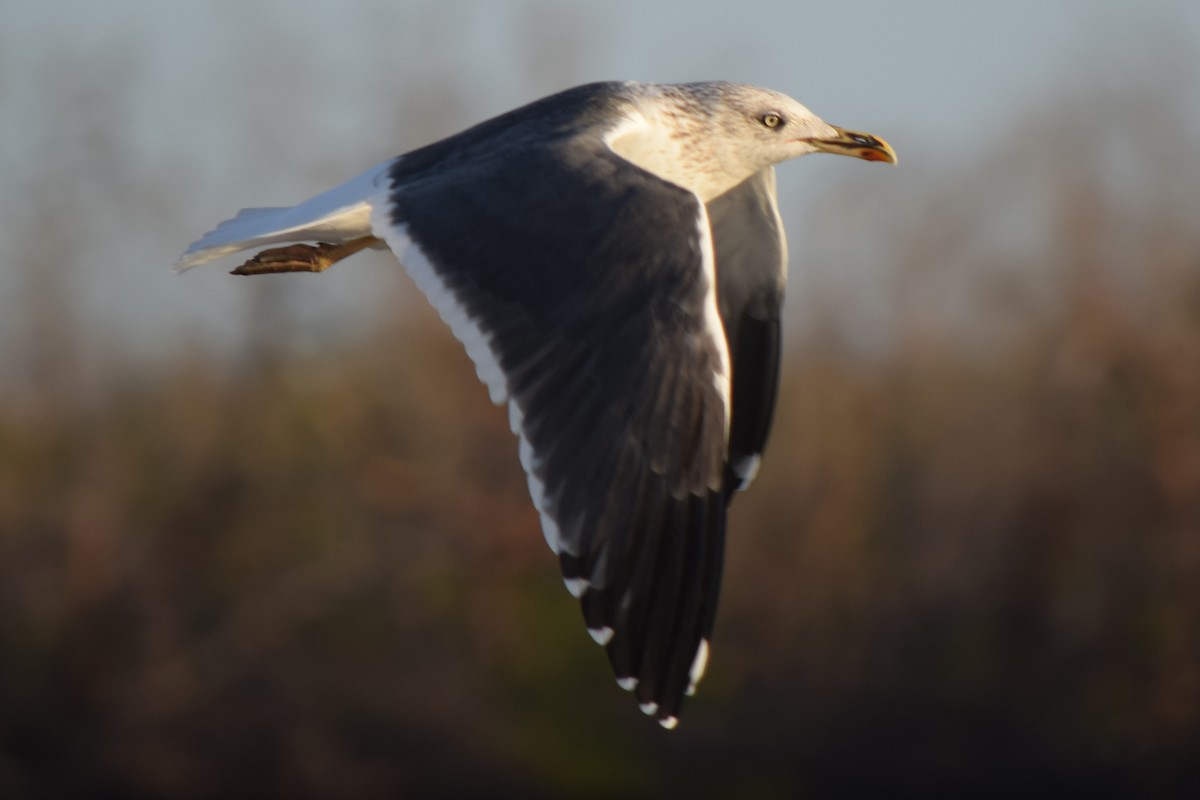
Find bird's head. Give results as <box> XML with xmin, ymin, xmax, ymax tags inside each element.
<box><xmin>609</xmin><ymin>81</ymin><xmax>896</xmax><ymax>202</ymax></box>
<box><xmin>709</xmin><ymin>83</ymin><xmax>897</xmax><ymax>170</ymax></box>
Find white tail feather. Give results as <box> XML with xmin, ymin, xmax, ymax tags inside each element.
<box><xmin>175</xmin><ymin>159</ymin><xmax>396</xmax><ymax>271</ymax></box>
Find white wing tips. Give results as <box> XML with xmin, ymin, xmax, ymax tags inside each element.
<box><xmin>635</xmin><ymin>703</ymin><xmax>678</xmax><ymax>729</ymax></box>
<box><xmin>587</xmin><ymin>626</ymin><xmax>614</xmax><ymax>646</ymax></box>
<box><xmin>686</xmin><ymin>638</ymin><xmax>711</xmax><ymax>696</ymax></box>
<box><xmin>730</xmin><ymin>454</ymin><xmax>762</xmax><ymax>491</ymax></box>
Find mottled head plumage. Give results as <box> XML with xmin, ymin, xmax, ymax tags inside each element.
<box><xmin>604</xmin><ymin>81</ymin><xmax>890</xmax><ymax>201</ymax></box>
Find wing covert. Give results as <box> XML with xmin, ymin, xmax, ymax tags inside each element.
<box><xmin>372</xmin><ymin>137</ymin><xmax>733</xmax><ymax>726</ymax></box>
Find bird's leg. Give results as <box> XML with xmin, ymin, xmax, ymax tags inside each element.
<box><xmin>231</xmin><ymin>236</ymin><xmax>382</xmax><ymax>276</ymax></box>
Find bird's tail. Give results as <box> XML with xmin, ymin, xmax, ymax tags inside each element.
<box><xmin>175</xmin><ymin>160</ymin><xmax>395</xmax><ymax>272</ymax></box>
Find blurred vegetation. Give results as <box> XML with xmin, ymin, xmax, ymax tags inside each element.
<box><xmin>3</xmin><ymin>73</ymin><xmax>1200</xmax><ymax>798</ymax></box>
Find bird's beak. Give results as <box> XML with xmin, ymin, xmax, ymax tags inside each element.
<box><xmin>807</xmin><ymin>126</ymin><xmax>897</xmax><ymax>164</ymax></box>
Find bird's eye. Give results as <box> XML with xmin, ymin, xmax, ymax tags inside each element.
<box><xmin>761</xmin><ymin>112</ymin><xmax>784</xmax><ymax>130</ymax></box>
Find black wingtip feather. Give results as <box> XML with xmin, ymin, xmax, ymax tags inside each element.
<box><xmin>576</xmin><ymin>487</ymin><xmax>728</xmax><ymax>728</ymax></box>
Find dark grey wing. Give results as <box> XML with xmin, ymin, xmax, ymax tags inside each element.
<box><xmin>708</xmin><ymin>168</ymin><xmax>787</xmax><ymax>495</ymax></box>
<box><xmin>374</xmin><ymin>136</ymin><xmax>731</xmax><ymax>727</ymax></box>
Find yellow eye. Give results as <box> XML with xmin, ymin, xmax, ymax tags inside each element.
<box><xmin>761</xmin><ymin>112</ymin><xmax>783</xmax><ymax>129</ymax></box>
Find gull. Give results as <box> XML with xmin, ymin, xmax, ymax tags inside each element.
<box><xmin>178</xmin><ymin>80</ymin><xmax>896</xmax><ymax>728</ymax></box>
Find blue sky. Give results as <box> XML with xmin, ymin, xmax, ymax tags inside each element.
<box><xmin>1</xmin><ymin>0</ymin><xmax>1198</xmax><ymax>366</ymax></box>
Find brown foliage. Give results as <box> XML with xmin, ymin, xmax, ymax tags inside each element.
<box><xmin>2</xmin><ymin>89</ymin><xmax>1200</xmax><ymax>797</ymax></box>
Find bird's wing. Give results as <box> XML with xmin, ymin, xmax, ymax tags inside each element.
<box><xmin>370</xmin><ymin>137</ymin><xmax>731</xmax><ymax>728</ymax></box>
<box><xmin>708</xmin><ymin>168</ymin><xmax>787</xmax><ymax>495</ymax></box>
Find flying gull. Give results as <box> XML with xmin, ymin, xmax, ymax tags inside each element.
<box><xmin>177</xmin><ymin>81</ymin><xmax>895</xmax><ymax>729</ymax></box>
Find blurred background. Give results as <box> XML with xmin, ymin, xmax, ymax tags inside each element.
<box><xmin>2</xmin><ymin>1</ymin><xmax>1199</xmax><ymax>796</ymax></box>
